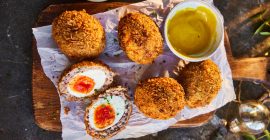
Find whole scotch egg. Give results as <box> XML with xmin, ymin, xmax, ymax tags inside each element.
<box><xmin>84</xmin><ymin>86</ymin><xmax>132</xmax><ymax>139</ymax></box>
<box><xmin>134</xmin><ymin>77</ymin><xmax>185</xmax><ymax>120</ymax></box>
<box><xmin>58</xmin><ymin>61</ymin><xmax>115</xmax><ymax>101</ymax></box>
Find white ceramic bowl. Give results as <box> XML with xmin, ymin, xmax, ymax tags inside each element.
<box><xmin>164</xmin><ymin>0</ymin><xmax>224</xmax><ymax>62</ymax></box>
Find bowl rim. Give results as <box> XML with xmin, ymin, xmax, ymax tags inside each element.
<box><xmin>164</xmin><ymin>0</ymin><xmax>224</xmax><ymax>62</ymax></box>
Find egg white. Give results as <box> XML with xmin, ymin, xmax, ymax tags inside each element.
<box><xmin>88</xmin><ymin>95</ymin><xmax>126</xmax><ymax>130</ymax></box>
<box><xmin>67</xmin><ymin>69</ymin><xmax>106</xmax><ymax>98</ymax></box>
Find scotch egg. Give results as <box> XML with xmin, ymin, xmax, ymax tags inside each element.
<box><xmin>84</xmin><ymin>86</ymin><xmax>132</xmax><ymax>139</ymax></box>
<box><xmin>58</xmin><ymin>61</ymin><xmax>115</xmax><ymax>101</ymax></box>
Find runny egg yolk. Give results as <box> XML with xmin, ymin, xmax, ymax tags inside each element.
<box><xmin>70</xmin><ymin>75</ymin><xmax>95</xmax><ymax>94</ymax></box>
<box><xmin>94</xmin><ymin>104</ymin><xmax>116</xmax><ymax>129</ymax></box>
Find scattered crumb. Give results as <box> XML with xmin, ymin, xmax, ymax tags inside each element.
<box><xmin>64</xmin><ymin>106</ymin><xmax>70</xmax><ymax>115</ymax></box>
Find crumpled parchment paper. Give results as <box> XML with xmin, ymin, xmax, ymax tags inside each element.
<box><xmin>32</xmin><ymin>0</ymin><xmax>235</xmax><ymax>139</ymax></box>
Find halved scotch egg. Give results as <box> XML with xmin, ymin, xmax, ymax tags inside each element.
<box><xmin>84</xmin><ymin>86</ymin><xmax>132</xmax><ymax>139</ymax></box>
<box><xmin>58</xmin><ymin>61</ymin><xmax>115</xmax><ymax>101</ymax></box>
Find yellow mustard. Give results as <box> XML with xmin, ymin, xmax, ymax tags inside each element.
<box><xmin>167</xmin><ymin>6</ymin><xmax>217</xmax><ymax>57</ymax></box>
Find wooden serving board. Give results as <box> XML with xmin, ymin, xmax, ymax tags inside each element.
<box><xmin>32</xmin><ymin>2</ymin><xmax>270</xmax><ymax>132</ymax></box>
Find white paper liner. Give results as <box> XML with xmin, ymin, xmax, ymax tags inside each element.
<box><xmin>32</xmin><ymin>0</ymin><xmax>235</xmax><ymax>139</ymax></box>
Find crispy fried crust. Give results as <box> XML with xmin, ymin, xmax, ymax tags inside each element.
<box><xmin>134</xmin><ymin>77</ymin><xmax>185</xmax><ymax>120</ymax></box>
<box><xmin>52</xmin><ymin>10</ymin><xmax>105</xmax><ymax>60</ymax></box>
<box><xmin>179</xmin><ymin>59</ymin><xmax>222</xmax><ymax>108</ymax></box>
<box><xmin>118</xmin><ymin>12</ymin><xmax>163</xmax><ymax>64</ymax></box>
<box><xmin>84</xmin><ymin>86</ymin><xmax>132</xmax><ymax>139</ymax></box>
<box><xmin>58</xmin><ymin>60</ymin><xmax>115</xmax><ymax>101</ymax></box>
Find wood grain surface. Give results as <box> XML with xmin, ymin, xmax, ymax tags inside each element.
<box><xmin>223</xmin><ymin>29</ymin><xmax>270</xmax><ymax>86</ymax></box>
<box><xmin>32</xmin><ymin>2</ymin><xmax>269</xmax><ymax>132</ymax></box>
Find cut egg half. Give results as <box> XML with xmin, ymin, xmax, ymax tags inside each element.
<box><xmin>58</xmin><ymin>61</ymin><xmax>115</xmax><ymax>100</ymax></box>
<box><xmin>89</xmin><ymin>95</ymin><xmax>126</xmax><ymax>130</ymax></box>
<box><xmin>67</xmin><ymin>69</ymin><xmax>107</xmax><ymax>97</ymax></box>
<box><xmin>84</xmin><ymin>86</ymin><xmax>132</xmax><ymax>139</ymax></box>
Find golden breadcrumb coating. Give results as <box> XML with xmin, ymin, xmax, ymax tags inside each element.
<box><xmin>134</xmin><ymin>77</ymin><xmax>185</xmax><ymax>120</ymax></box>
<box><xmin>179</xmin><ymin>59</ymin><xmax>222</xmax><ymax>108</ymax></box>
<box><xmin>118</xmin><ymin>12</ymin><xmax>163</xmax><ymax>64</ymax></box>
<box><xmin>65</xmin><ymin>60</ymin><xmax>111</xmax><ymax>72</ymax></box>
<box><xmin>52</xmin><ymin>10</ymin><xmax>105</xmax><ymax>60</ymax></box>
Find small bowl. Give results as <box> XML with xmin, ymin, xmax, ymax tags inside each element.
<box><xmin>164</xmin><ymin>0</ymin><xmax>224</xmax><ymax>62</ymax></box>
